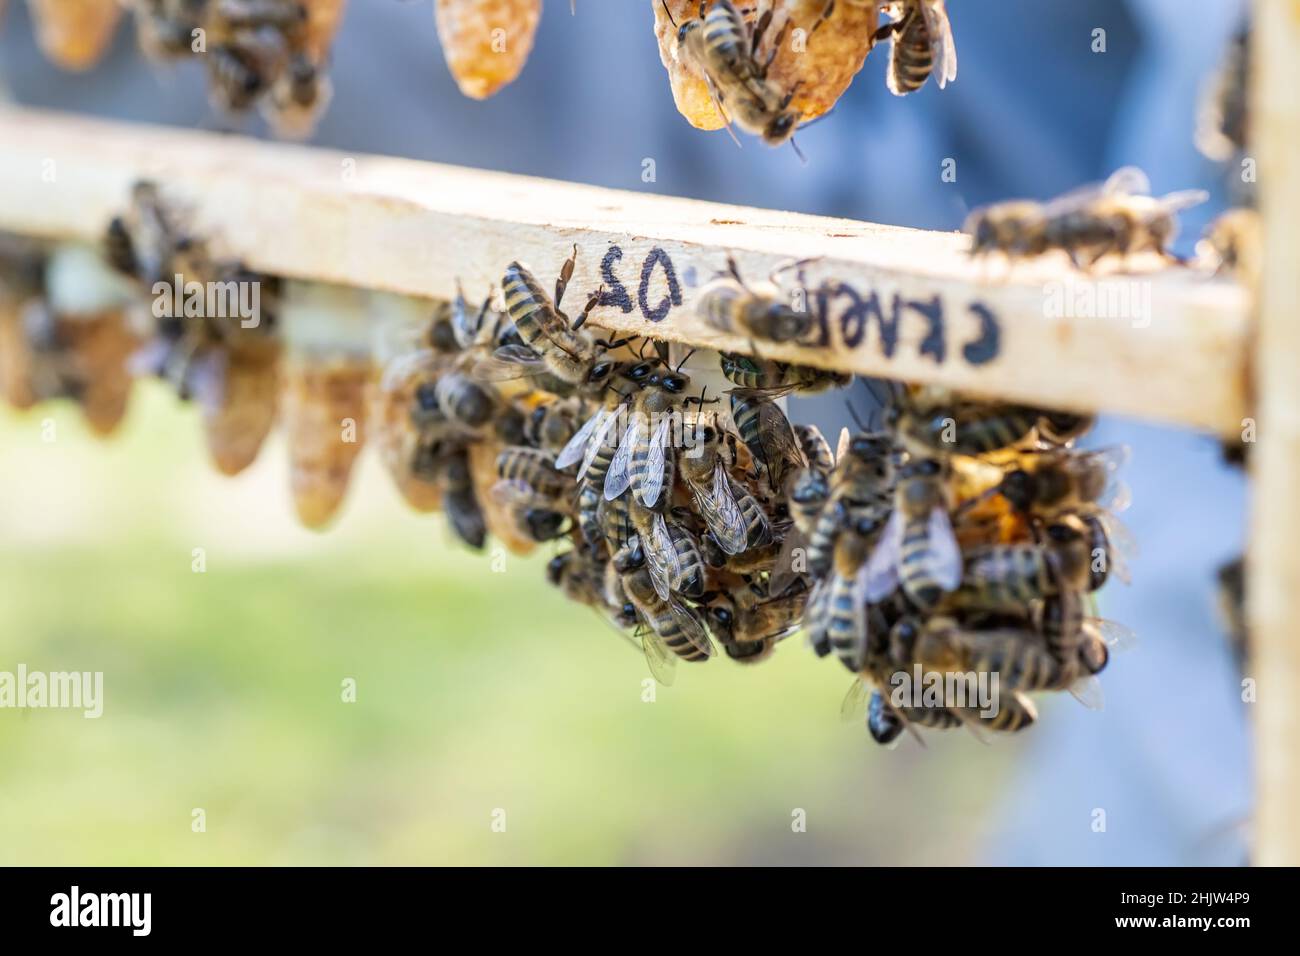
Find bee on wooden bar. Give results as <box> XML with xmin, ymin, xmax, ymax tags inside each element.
<box><xmin>476</xmin><ymin>251</ymin><xmax>630</xmax><ymax>398</ymax></box>
<box><xmin>875</xmin><ymin>1</ymin><xmax>958</xmax><ymax>96</ymax></box>
<box><xmin>699</xmin><ymin>257</ymin><xmax>814</xmax><ymax>346</ymax></box>
<box><xmin>1199</xmin><ymin>208</ymin><xmax>1261</xmax><ymax>278</ymax></box>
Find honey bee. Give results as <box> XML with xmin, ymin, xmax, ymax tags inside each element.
<box><xmin>605</xmin><ymin>358</ymin><xmax>708</xmax><ymax>509</ymax></box>
<box><xmin>130</xmin><ymin>0</ymin><xmax>210</xmax><ymax>61</ymax></box>
<box><xmin>699</xmin><ymin>257</ymin><xmax>814</xmax><ymax>345</ymax></box>
<box><xmin>885</xmin><ymin>386</ymin><xmax>1041</xmax><ymax>458</ymax></box>
<box><xmin>966</xmin><ymin>167</ymin><xmax>1205</xmax><ymax>271</ymax></box>
<box><xmin>629</xmin><ymin>500</ymin><xmax>708</xmax><ymax>601</ymax></box>
<box><xmin>864</xmin><ymin>457</ymin><xmax>962</xmax><ymax>608</ymax></box>
<box><xmin>678</xmin><ymin>417</ymin><xmax>771</xmax><ymax>556</ymax></box>
<box><xmin>960</xmin><ymin>514</ymin><xmax>1094</xmax><ymax>607</ymax></box>
<box><xmin>1199</xmin><ymin>208</ymin><xmax>1261</xmax><ymax>278</ymax></box>
<box><xmin>263</xmin><ymin>51</ymin><xmax>332</xmax><ymax>139</ymax></box>
<box><xmin>728</xmin><ymin>387</ymin><xmax>804</xmax><ymax>494</ymax></box>
<box><xmin>496</xmin><ymin>446</ymin><xmax>569</xmax><ymax>500</ymax></box>
<box><xmin>669</xmin><ymin>0</ymin><xmax>803</xmax><ymax>149</ymax></box>
<box><xmin>1043</xmin><ymin>172</ymin><xmax>1209</xmax><ymax>271</ymax></box>
<box><xmin>104</xmin><ymin>181</ymin><xmax>282</xmax><ymax>475</ymax></box>
<box><xmin>818</xmin><ymin>511</ymin><xmax>889</xmax><ymax>672</ymax></box>
<box><xmin>705</xmin><ymin>587</ymin><xmax>805</xmax><ymax>664</ymax></box>
<box><xmin>616</xmin><ymin>544</ymin><xmax>714</xmax><ymax>685</ymax></box>
<box><xmin>476</xmin><ymin>252</ymin><xmax>630</xmax><ymax>398</ymax></box>
<box><xmin>443</xmin><ymin>446</ymin><xmax>487</xmax><ymax>549</ymax></box>
<box><xmin>489</xmin><ymin>478</ymin><xmax>571</xmax><ymax>544</ymax></box>
<box><xmin>802</xmin><ymin>429</ymin><xmax>896</xmax><ymax>577</ymax></box>
<box><xmin>205</xmin><ymin>0</ymin><xmax>305</xmax><ymax>113</ymax></box>
<box><xmin>874</xmin><ymin>1</ymin><xmax>958</xmax><ymax>96</ymax></box>
<box><xmin>975</xmin><ymin>446</ymin><xmax>1130</xmax><ymax>523</ymax></box>
<box><xmin>1196</xmin><ymin>25</ymin><xmax>1251</xmax><ymax>163</ymax></box>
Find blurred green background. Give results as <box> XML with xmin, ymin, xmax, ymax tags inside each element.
<box><xmin>0</xmin><ymin>384</ymin><xmax>1016</xmax><ymax>865</ymax></box>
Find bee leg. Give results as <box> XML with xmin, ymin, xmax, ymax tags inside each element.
<box><xmin>555</xmin><ymin>244</ymin><xmax>579</xmax><ymax>310</ymax></box>
<box><xmin>570</xmin><ymin>287</ymin><xmax>604</xmax><ymax>331</ymax></box>
<box><xmin>760</xmin><ymin>16</ymin><xmax>792</xmax><ymax>78</ymax></box>
<box><xmin>751</xmin><ymin>7</ymin><xmax>773</xmax><ymax>60</ymax></box>
<box><xmin>809</xmin><ymin>0</ymin><xmax>836</xmax><ymax>35</ymax></box>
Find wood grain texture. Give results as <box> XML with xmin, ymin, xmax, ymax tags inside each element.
<box><xmin>0</xmin><ymin>107</ymin><xmax>1249</xmax><ymax>433</ymax></box>
<box><xmin>1248</xmin><ymin>0</ymin><xmax>1300</xmax><ymax>868</ymax></box>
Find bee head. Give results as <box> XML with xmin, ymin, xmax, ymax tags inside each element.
<box><xmin>963</xmin><ymin>209</ymin><xmax>989</xmax><ymax>247</ymax></box>
<box><xmin>586</xmin><ymin>360</ymin><xmax>616</xmax><ymax>387</ymax></box>
<box><xmin>414</xmin><ymin>382</ymin><xmax>440</xmax><ymax>413</ymax></box>
<box><xmin>653</xmin><ymin>369</ymin><xmax>690</xmax><ymax>394</ymax></box>
<box><xmin>545</xmin><ymin>553</ymin><xmax>570</xmax><ymax>587</ymax></box>
<box><xmin>890</xmin><ymin>619</ymin><xmax>920</xmax><ymax>656</ymax></box>
<box><xmin>622</xmin><ymin>360</ymin><xmax>657</xmax><ymax>385</ymax></box>
<box><xmin>764</xmin><ymin>111</ymin><xmax>800</xmax><ymax>146</ymax></box>
<box><xmin>1000</xmin><ymin>468</ymin><xmax>1036</xmax><ymax>511</ymax></box>
<box><xmin>429</xmin><ymin>316</ymin><xmax>459</xmax><ymax>353</ymax></box>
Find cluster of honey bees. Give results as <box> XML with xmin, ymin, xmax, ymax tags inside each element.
<box><xmin>0</xmin><ymin>179</ymin><xmax>1137</xmax><ymax>746</ymax></box>
<box><xmin>13</xmin><ymin>0</ymin><xmax>345</xmax><ymax>138</ymax></box>
<box><xmin>657</xmin><ymin>1</ymin><xmax>957</xmax><ymax>155</ymax></box>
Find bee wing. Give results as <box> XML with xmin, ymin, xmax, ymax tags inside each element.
<box><xmin>840</xmin><ymin>677</ymin><xmax>869</xmax><ymax>723</ymax></box>
<box><xmin>863</xmin><ymin>508</ymin><xmax>905</xmax><ymax>601</ymax></box>
<box><xmin>1091</xmin><ymin>617</ymin><xmax>1139</xmax><ymax>653</ymax></box>
<box><xmin>637</xmin><ymin>415</ymin><xmax>672</xmax><ymax>508</ymax></box>
<box><xmin>694</xmin><ymin>459</ymin><xmax>749</xmax><ymax>556</ymax></box>
<box><xmin>556</xmin><ymin>405</ymin><xmax>607</xmax><ymax>470</ymax></box>
<box><xmin>577</xmin><ymin>406</ymin><xmax>623</xmax><ymax>481</ymax></box>
<box><xmin>489</xmin><ymin>478</ymin><xmax>550</xmax><ymax>509</ymax></box>
<box><xmin>669</xmin><ymin>600</ymin><xmax>715</xmax><ymax>659</ymax></box>
<box><xmin>926</xmin><ymin>505</ymin><xmax>964</xmax><ymax>592</ymax></box>
<box><xmin>644</xmin><ymin>511</ymin><xmax>682</xmax><ymax>602</ymax></box>
<box><xmin>639</xmin><ymin>627</ymin><xmax>677</xmax><ymax>687</ymax></box>
<box><xmin>924</xmin><ymin>0</ymin><xmax>958</xmax><ymax>87</ymax></box>
<box><xmin>1159</xmin><ymin>189</ymin><xmax>1211</xmax><ymax>214</ymax></box>
<box><xmin>769</xmin><ymin>526</ymin><xmax>808</xmax><ymax>598</ymax></box>
<box><xmin>1103</xmin><ymin>166</ymin><xmax>1152</xmax><ymax>197</ymax></box>
<box><xmin>473</xmin><ymin>345</ymin><xmax>547</xmax><ymax>382</ymax></box>
<box><xmin>835</xmin><ymin>426</ymin><xmax>851</xmax><ymax>465</ymax></box>
<box><xmin>1069</xmin><ymin>675</ymin><xmax>1105</xmax><ymax>711</ymax></box>
<box><xmin>603</xmin><ymin>418</ymin><xmax>640</xmax><ymax>501</ymax></box>
<box><xmin>379</xmin><ymin>348</ymin><xmax>438</xmax><ymax>393</ymax></box>
<box><xmin>1099</xmin><ymin>510</ymin><xmax>1139</xmax><ymax>563</ymax></box>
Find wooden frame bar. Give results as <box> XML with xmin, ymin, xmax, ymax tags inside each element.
<box><xmin>0</xmin><ymin>107</ymin><xmax>1248</xmax><ymax>435</ymax></box>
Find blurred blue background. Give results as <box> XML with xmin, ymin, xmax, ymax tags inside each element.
<box><xmin>0</xmin><ymin>0</ymin><xmax>1252</xmax><ymax>864</ymax></box>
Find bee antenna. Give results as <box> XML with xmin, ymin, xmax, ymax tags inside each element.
<box><xmin>790</xmin><ymin>138</ymin><xmax>808</xmax><ymax>166</ymax></box>
<box><xmin>845</xmin><ymin>401</ymin><xmax>867</xmax><ymax>432</ymax></box>
<box><xmin>675</xmin><ymin>348</ymin><xmax>697</xmax><ymax>373</ymax></box>
<box><xmin>660</xmin><ymin>0</ymin><xmax>677</xmax><ymax>28</ymax></box>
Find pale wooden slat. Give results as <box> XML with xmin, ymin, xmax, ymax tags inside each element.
<box><xmin>1248</xmin><ymin>0</ymin><xmax>1299</xmax><ymax>868</ymax></box>
<box><xmin>0</xmin><ymin>106</ymin><xmax>1248</xmax><ymax>433</ymax></box>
